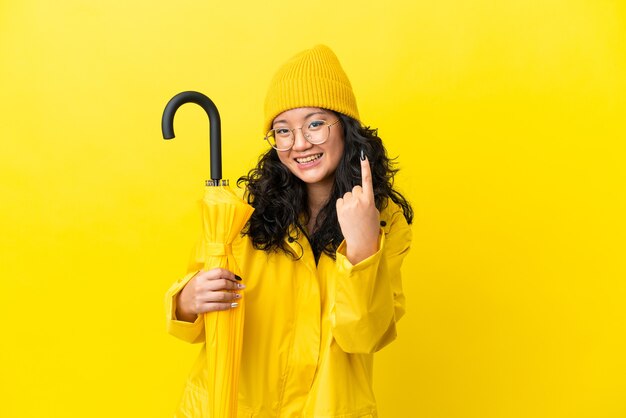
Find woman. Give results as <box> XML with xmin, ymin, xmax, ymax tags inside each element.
<box><xmin>165</xmin><ymin>45</ymin><xmax>413</xmax><ymax>417</ymax></box>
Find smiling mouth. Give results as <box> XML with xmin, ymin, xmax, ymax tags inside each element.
<box><xmin>295</xmin><ymin>153</ymin><xmax>323</xmax><ymax>164</ymax></box>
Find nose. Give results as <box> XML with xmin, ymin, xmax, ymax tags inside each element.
<box><xmin>291</xmin><ymin>128</ymin><xmax>312</xmax><ymax>152</ymax></box>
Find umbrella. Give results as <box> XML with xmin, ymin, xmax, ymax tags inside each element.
<box><xmin>162</xmin><ymin>91</ymin><xmax>254</xmax><ymax>418</ymax></box>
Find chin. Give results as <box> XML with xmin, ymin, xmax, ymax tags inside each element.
<box><xmin>294</xmin><ymin>170</ymin><xmax>334</xmax><ymax>187</ymax></box>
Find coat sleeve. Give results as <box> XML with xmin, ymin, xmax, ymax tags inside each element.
<box><xmin>331</xmin><ymin>205</ymin><xmax>412</xmax><ymax>354</ymax></box>
<box><xmin>164</xmin><ymin>270</ymin><xmax>205</xmax><ymax>344</ymax></box>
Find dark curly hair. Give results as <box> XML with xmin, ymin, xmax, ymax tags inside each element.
<box><xmin>237</xmin><ymin>112</ymin><xmax>413</xmax><ymax>261</ymax></box>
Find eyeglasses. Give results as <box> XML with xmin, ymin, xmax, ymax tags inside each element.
<box><xmin>264</xmin><ymin>119</ymin><xmax>340</xmax><ymax>151</ymax></box>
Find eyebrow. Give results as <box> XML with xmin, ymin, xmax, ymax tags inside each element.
<box><xmin>273</xmin><ymin>111</ymin><xmax>327</xmax><ymax>126</ymax></box>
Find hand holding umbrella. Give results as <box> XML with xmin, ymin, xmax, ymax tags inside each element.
<box><xmin>176</xmin><ymin>268</ymin><xmax>244</xmax><ymax>322</ymax></box>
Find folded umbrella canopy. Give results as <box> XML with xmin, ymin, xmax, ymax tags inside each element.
<box><xmin>162</xmin><ymin>92</ymin><xmax>254</xmax><ymax>418</ymax></box>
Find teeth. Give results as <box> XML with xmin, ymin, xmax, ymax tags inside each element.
<box><xmin>296</xmin><ymin>154</ymin><xmax>322</xmax><ymax>163</ymax></box>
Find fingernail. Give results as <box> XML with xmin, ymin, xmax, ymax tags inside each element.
<box><xmin>234</xmin><ymin>293</ymin><xmax>242</xmax><ymax>299</ymax></box>
<box><xmin>237</xmin><ymin>283</ymin><xmax>246</xmax><ymax>289</ymax></box>
<box><xmin>230</xmin><ymin>302</ymin><xmax>239</xmax><ymax>308</ymax></box>
<box><xmin>234</xmin><ymin>275</ymin><xmax>243</xmax><ymax>281</ymax></box>
<box><xmin>360</xmin><ymin>149</ymin><xmax>366</xmax><ymax>161</ymax></box>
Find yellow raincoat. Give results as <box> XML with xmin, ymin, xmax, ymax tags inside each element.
<box><xmin>165</xmin><ymin>199</ymin><xmax>412</xmax><ymax>418</ymax></box>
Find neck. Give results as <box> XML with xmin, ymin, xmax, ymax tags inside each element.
<box><xmin>305</xmin><ymin>180</ymin><xmax>332</xmax><ymax>232</ymax></box>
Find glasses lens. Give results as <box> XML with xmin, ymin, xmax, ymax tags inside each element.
<box><xmin>266</xmin><ymin>129</ymin><xmax>293</xmax><ymax>150</ymax></box>
<box><xmin>302</xmin><ymin>120</ymin><xmax>329</xmax><ymax>144</ymax></box>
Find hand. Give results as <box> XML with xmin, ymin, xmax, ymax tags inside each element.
<box><xmin>336</xmin><ymin>151</ymin><xmax>380</xmax><ymax>264</ymax></box>
<box><xmin>175</xmin><ymin>268</ymin><xmax>245</xmax><ymax>322</ymax></box>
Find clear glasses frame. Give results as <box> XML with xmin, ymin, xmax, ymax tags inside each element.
<box><xmin>264</xmin><ymin>119</ymin><xmax>341</xmax><ymax>151</ymax></box>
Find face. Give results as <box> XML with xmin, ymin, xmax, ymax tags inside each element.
<box><xmin>272</xmin><ymin>107</ymin><xmax>344</xmax><ymax>190</ymax></box>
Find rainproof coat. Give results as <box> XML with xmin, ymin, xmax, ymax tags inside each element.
<box><xmin>165</xmin><ymin>199</ymin><xmax>412</xmax><ymax>418</ymax></box>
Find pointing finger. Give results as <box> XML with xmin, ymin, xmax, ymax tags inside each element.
<box><xmin>360</xmin><ymin>149</ymin><xmax>374</xmax><ymax>197</ymax></box>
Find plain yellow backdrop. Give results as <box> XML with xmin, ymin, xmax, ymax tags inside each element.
<box><xmin>1</xmin><ymin>0</ymin><xmax>625</xmax><ymax>417</ymax></box>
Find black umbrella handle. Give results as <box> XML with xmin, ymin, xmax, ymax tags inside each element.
<box><xmin>161</xmin><ymin>91</ymin><xmax>222</xmax><ymax>181</ymax></box>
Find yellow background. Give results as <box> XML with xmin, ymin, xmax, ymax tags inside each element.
<box><xmin>1</xmin><ymin>0</ymin><xmax>625</xmax><ymax>417</ymax></box>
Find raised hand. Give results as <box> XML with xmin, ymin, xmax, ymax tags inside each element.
<box><xmin>336</xmin><ymin>150</ymin><xmax>381</xmax><ymax>264</ymax></box>
<box><xmin>175</xmin><ymin>268</ymin><xmax>245</xmax><ymax>322</ymax></box>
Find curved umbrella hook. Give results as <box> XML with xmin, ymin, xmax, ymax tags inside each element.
<box><xmin>161</xmin><ymin>91</ymin><xmax>222</xmax><ymax>181</ymax></box>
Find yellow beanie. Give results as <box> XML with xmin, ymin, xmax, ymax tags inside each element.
<box><xmin>263</xmin><ymin>45</ymin><xmax>360</xmax><ymax>133</ymax></box>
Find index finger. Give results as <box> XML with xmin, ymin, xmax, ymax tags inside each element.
<box><xmin>360</xmin><ymin>149</ymin><xmax>374</xmax><ymax>197</ymax></box>
<box><xmin>201</xmin><ymin>268</ymin><xmax>240</xmax><ymax>282</ymax></box>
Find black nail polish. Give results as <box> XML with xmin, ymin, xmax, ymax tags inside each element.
<box><xmin>235</xmin><ymin>275</ymin><xmax>243</xmax><ymax>281</ymax></box>
<box><xmin>360</xmin><ymin>149</ymin><xmax>366</xmax><ymax>161</ymax></box>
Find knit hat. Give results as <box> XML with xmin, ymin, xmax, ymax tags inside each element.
<box><xmin>263</xmin><ymin>45</ymin><xmax>360</xmax><ymax>133</ymax></box>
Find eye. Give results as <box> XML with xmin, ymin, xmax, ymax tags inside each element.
<box><xmin>307</xmin><ymin>120</ymin><xmax>325</xmax><ymax>131</ymax></box>
<box><xmin>274</xmin><ymin>128</ymin><xmax>291</xmax><ymax>136</ymax></box>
